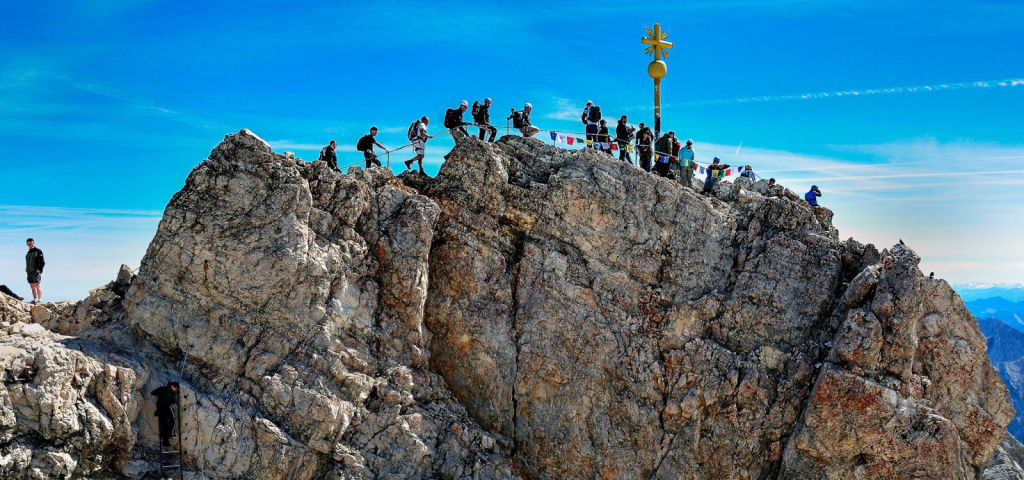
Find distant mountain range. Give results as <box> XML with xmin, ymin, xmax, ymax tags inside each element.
<box><xmin>966</xmin><ymin>297</ymin><xmax>1024</xmax><ymax>333</ymax></box>
<box><xmin>956</xmin><ymin>284</ymin><xmax>1024</xmax><ymax>303</ymax></box>
<box><xmin>978</xmin><ymin>316</ymin><xmax>1024</xmax><ymax>442</ymax></box>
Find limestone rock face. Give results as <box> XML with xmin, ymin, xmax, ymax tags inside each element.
<box><xmin>0</xmin><ymin>130</ymin><xmax>1015</xmax><ymax>479</ymax></box>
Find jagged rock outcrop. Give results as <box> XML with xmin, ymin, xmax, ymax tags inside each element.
<box><xmin>0</xmin><ymin>129</ymin><xmax>1015</xmax><ymax>479</ymax></box>
<box><xmin>979</xmin><ymin>316</ymin><xmax>1024</xmax><ymax>441</ymax></box>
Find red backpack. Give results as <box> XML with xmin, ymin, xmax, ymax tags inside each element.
<box><xmin>443</xmin><ymin>108</ymin><xmax>460</xmax><ymax>128</ymax></box>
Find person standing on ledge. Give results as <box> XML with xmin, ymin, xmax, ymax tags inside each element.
<box><xmin>805</xmin><ymin>185</ymin><xmax>823</xmax><ymax>206</ymax></box>
<box><xmin>357</xmin><ymin>127</ymin><xmax>388</xmax><ymax>169</ymax></box>
<box><xmin>636</xmin><ymin>123</ymin><xmax>653</xmax><ymax>172</ymax></box>
<box><xmin>582</xmin><ymin>100</ymin><xmax>601</xmax><ymax>148</ymax></box>
<box><xmin>319</xmin><ymin>140</ymin><xmax>340</xmax><ymax>172</ymax></box>
<box><xmin>25</xmin><ymin>238</ymin><xmax>44</xmax><ymax>304</ymax></box>
<box><xmin>615</xmin><ymin>115</ymin><xmax>634</xmax><ymax>164</ymax></box>
<box><xmin>151</xmin><ymin>381</ymin><xmax>179</xmax><ymax>448</ymax></box>
<box><xmin>472</xmin><ymin>98</ymin><xmax>497</xmax><ymax>142</ymax></box>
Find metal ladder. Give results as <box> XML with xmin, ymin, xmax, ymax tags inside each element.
<box><xmin>158</xmin><ymin>340</ymin><xmax>189</xmax><ymax>480</ymax></box>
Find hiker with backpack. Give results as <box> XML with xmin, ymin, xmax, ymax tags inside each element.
<box><xmin>581</xmin><ymin>101</ymin><xmax>601</xmax><ymax>148</ymax></box>
<box><xmin>509</xmin><ymin>103</ymin><xmax>540</xmax><ymax>137</ymax></box>
<box><xmin>702</xmin><ymin>157</ymin><xmax>731</xmax><ymax>194</ymax></box>
<box><xmin>636</xmin><ymin>123</ymin><xmax>653</xmax><ymax>172</ymax></box>
<box><xmin>597</xmin><ymin>119</ymin><xmax>612</xmax><ymax>156</ymax></box>
<box><xmin>319</xmin><ymin>140</ymin><xmax>340</xmax><ymax>172</ymax></box>
<box><xmin>404</xmin><ymin>116</ymin><xmax>434</xmax><ymax>174</ymax></box>
<box><xmin>615</xmin><ymin>116</ymin><xmax>634</xmax><ymax>164</ymax></box>
<box><xmin>357</xmin><ymin>127</ymin><xmax>389</xmax><ymax>169</ymax></box>
<box><xmin>472</xmin><ymin>98</ymin><xmax>497</xmax><ymax>142</ymax></box>
<box><xmin>444</xmin><ymin>100</ymin><xmax>471</xmax><ymax>140</ymax></box>
<box><xmin>654</xmin><ymin>132</ymin><xmax>676</xmax><ymax>178</ymax></box>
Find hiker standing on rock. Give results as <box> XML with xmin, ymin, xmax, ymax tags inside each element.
<box><xmin>597</xmin><ymin>119</ymin><xmax>612</xmax><ymax>155</ymax></box>
<box><xmin>509</xmin><ymin>103</ymin><xmax>540</xmax><ymax>138</ymax></box>
<box><xmin>654</xmin><ymin>132</ymin><xmax>675</xmax><ymax>178</ymax></box>
<box><xmin>444</xmin><ymin>100</ymin><xmax>471</xmax><ymax>141</ymax></box>
<box><xmin>582</xmin><ymin>101</ymin><xmax>601</xmax><ymax>148</ymax></box>
<box><xmin>805</xmin><ymin>185</ymin><xmax>823</xmax><ymax>206</ymax></box>
<box><xmin>473</xmin><ymin>98</ymin><xmax>497</xmax><ymax>142</ymax></box>
<box><xmin>636</xmin><ymin>123</ymin><xmax>653</xmax><ymax>172</ymax></box>
<box><xmin>702</xmin><ymin>157</ymin><xmax>731</xmax><ymax>194</ymax></box>
<box><xmin>319</xmin><ymin>140</ymin><xmax>340</xmax><ymax>172</ymax></box>
<box><xmin>151</xmin><ymin>381</ymin><xmax>179</xmax><ymax>448</ymax></box>
<box><xmin>677</xmin><ymin>139</ymin><xmax>695</xmax><ymax>188</ymax></box>
<box><xmin>404</xmin><ymin>116</ymin><xmax>433</xmax><ymax>175</ymax></box>
<box><xmin>357</xmin><ymin>127</ymin><xmax>388</xmax><ymax>169</ymax></box>
<box><xmin>615</xmin><ymin>115</ymin><xmax>634</xmax><ymax>164</ymax></box>
<box><xmin>25</xmin><ymin>238</ymin><xmax>44</xmax><ymax>304</ymax></box>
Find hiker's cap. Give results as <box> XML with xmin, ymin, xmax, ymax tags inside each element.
<box><xmin>460</xmin><ymin>100</ymin><xmax>468</xmax><ymax>107</ymax></box>
<box><xmin>524</xmin><ymin>102</ymin><xmax>532</xmax><ymax>108</ymax></box>
<box><xmin>686</xmin><ymin>139</ymin><xmax>693</xmax><ymax>144</ymax></box>
<box><xmin>586</xmin><ymin>100</ymin><xmax>593</xmax><ymax>105</ymax></box>
<box><xmin>713</xmin><ymin>157</ymin><xmax>721</xmax><ymax>163</ymax></box>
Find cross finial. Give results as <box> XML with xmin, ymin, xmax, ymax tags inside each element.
<box><xmin>642</xmin><ymin>23</ymin><xmax>673</xmax><ymax>60</ymax></box>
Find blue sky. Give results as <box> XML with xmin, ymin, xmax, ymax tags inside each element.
<box><xmin>2</xmin><ymin>0</ymin><xmax>1023</xmax><ymax>300</ymax></box>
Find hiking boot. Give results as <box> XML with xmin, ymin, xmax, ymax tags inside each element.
<box><xmin>404</xmin><ymin>160</ymin><xmax>413</xmax><ymax>170</ymax></box>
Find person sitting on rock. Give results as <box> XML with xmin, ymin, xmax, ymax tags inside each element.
<box><xmin>404</xmin><ymin>116</ymin><xmax>434</xmax><ymax>175</ymax></box>
<box><xmin>319</xmin><ymin>140</ymin><xmax>339</xmax><ymax>173</ymax></box>
<box><xmin>151</xmin><ymin>381</ymin><xmax>180</xmax><ymax>448</ymax></box>
<box><xmin>805</xmin><ymin>185</ymin><xmax>823</xmax><ymax>206</ymax></box>
<box><xmin>472</xmin><ymin>98</ymin><xmax>497</xmax><ymax>142</ymax></box>
<box><xmin>740</xmin><ymin>165</ymin><xmax>755</xmax><ymax>179</ymax></box>
<box><xmin>508</xmin><ymin>103</ymin><xmax>540</xmax><ymax>138</ymax></box>
<box><xmin>357</xmin><ymin>127</ymin><xmax>389</xmax><ymax>169</ymax></box>
<box><xmin>702</xmin><ymin>157</ymin><xmax>731</xmax><ymax>194</ymax></box>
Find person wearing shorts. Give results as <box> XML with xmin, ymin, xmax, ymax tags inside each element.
<box><xmin>404</xmin><ymin>116</ymin><xmax>432</xmax><ymax>174</ymax></box>
<box><xmin>25</xmin><ymin>238</ymin><xmax>44</xmax><ymax>304</ymax></box>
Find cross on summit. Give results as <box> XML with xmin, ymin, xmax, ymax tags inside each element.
<box><xmin>642</xmin><ymin>24</ymin><xmax>673</xmax><ymax>60</ymax></box>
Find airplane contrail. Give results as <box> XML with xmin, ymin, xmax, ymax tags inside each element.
<box><xmin>667</xmin><ymin>77</ymin><xmax>1024</xmax><ymax>107</ymax></box>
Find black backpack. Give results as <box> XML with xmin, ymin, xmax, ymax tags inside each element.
<box><xmin>471</xmin><ymin>101</ymin><xmax>482</xmax><ymax>120</ymax></box>
<box><xmin>444</xmin><ymin>108</ymin><xmax>460</xmax><ymax>128</ymax></box>
<box><xmin>588</xmin><ymin>105</ymin><xmax>601</xmax><ymax>123</ymax></box>
<box><xmin>511</xmin><ymin>110</ymin><xmax>525</xmax><ymax>128</ymax></box>
<box><xmin>356</xmin><ymin>135</ymin><xmax>373</xmax><ymax>152</ymax></box>
<box><xmin>407</xmin><ymin>121</ymin><xmax>420</xmax><ymax>141</ymax></box>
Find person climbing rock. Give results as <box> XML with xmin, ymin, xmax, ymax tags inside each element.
<box><xmin>636</xmin><ymin>123</ymin><xmax>653</xmax><ymax>172</ymax></box>
<box><xmin>357</xmin><ymin>127</ymin><xmax>388</xmax><ymax>169</ymax></box>
<box><xmin>597</xmin><ymin>119</ymin><xmax>612</xmax><ymax>155</ymax></box>
<box><xmin>151</xmin><ymin>381</ymin><xmax>179</xmax><ymax>448</ymax></box>
<box><xmin>654</xmin><ymin>132</ymin><xmax>675</xmax><ymax>178</ymax></box>
<box><xmin>509</xmin><ymin>103</ymin><xmax>540</xmax><ymax>138</ymax></box>
<box><xmin>702</xmin><ymin>158</ymin><xmax>731</xmax><ymax>194</ymax></box>
<box><xmin>319</xmin><ymin>140</ymin><xmax>339</xmax><ymax>172</ymax></box>
<box><xmin>444</xmin><ymin>100</ymin><xmax>471</xmax><ymax>141</ymax></box>
<box><xmin>472</xmin><ymin>98</ymin><xmax>497</xmax><ymax>142</ymax></box>
<box><xmin>582</xmin><ymin>100</ymin><xmax>601</xmax><ymax>148</ymax></box>
<box><xmin>25</xmin><ymin>238</ymin><xmax>44</xmax><ymax>304</ymax></box>
<box><xmin>615</xmin><ymin>115</ymin><xmax>634</xmax><ymax>163</ymax></box>
<box><xmin>805</xmin><ymin>185</ymin><xmax>823</xmax><ymax>206</ymax></box>
<box><xmin>404</xmin><ymin>116</ymin><xmax>433</xmax><ymax>174</ymax></box>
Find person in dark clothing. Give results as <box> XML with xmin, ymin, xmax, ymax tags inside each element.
<box><xmin>473</xmin><ymin>98</ymin><xmax>497</xmax><ymax>142</ymax></box>
<box><xmin>151</xmin><ymin>381</ymin><xmax>180</xmax><ymax>447</ymax></box>
<box><xmin>597</xmin><ymin>119</ymin><xmax>612</xmax><ymax>155</ymax></box>
<box><xmin>357</xmin><ymin>127</ymin><xmax>388</xmax><ymax>169</ymax></box>
<box><xmin>25</xmin><ymin>238</ymin><xmax>44</xmax><ymax>304</ymax></box>
<box><xmin>582</xmin><ymin>101</ymin><xmax>600</xmax><ymax>148</ymax></box>
<box><xmin>615</xmin><ymin>115</ymin><xmax>634</xmax><ymax>164</ymax></box>
<box><xmin>0</xmin><ymin>285</ymin><xmax>23</xmax><ymax>301</ymax></box>
<box><xmin>508</xmin><ymin>103</ymin><xmax>540</xmax><ymax>137</ymax></box>
<box><xmin>805</xmin><ymin>185</ymin><xmax>823</xmax><ymax>206</ymax></box>
<box><xmin>636</xmin><ymin>123</ymin><xmax>653</xmax><ymax>172</ymax></box>
<box><xmin>702</xmin><ymin>157</ymin><xmax>731</xmax><ymax>194</ymax></box>
<box><xmin>653</xmin><ymin>132</ymin><xmax>675</xmax><ymax>177</ymax></box>
<box><xmin>319</xmin><ymin>141</ymin><xmax>340</xmax><ymax>172</ymax></box>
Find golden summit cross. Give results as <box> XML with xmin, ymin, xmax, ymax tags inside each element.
<box><xmin>642</xmin><ymin>24</ymin><xmax>673</xmax><ymax>61</ymax></box>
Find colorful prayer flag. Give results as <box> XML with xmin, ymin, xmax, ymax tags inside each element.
<box><xmin>558</xmin><ymin>134</ymin><xmax>566</xmax><ymax>144</ymax></box>
<box><xmin>610</xmin><ymin>143</ymin><xmax>619</xmax><ymax>151</ymax></box>
<box><xmin>567</xmin><ymin>137</ymin><xmax>574</xmax><ymax>145</ymax></box>
<box><xmin>586</xmin><ymin>140</ymin><xmax>593</xmax><ymax>146</ymax></box>
<box><xmin>627</xmin><ymin>144</ymin><xmax>633</xmax><ymax>152</ymax></box>
<box><xmin>550</xmin><ymin>131</ymin><xmax>557</xmax><ymax>141</ymax></box>
<box><xmin>601</xmin><ymin>142</ymin><xmax>610</xmax><ymax>149</ymax></box>
<box><xmin>699</xmin><ymin>167</ymin><xmax>705</xmax><ymax>175</ymax></box>
<box><xmin>725</xmin><ymin>169</ymin><xmax>732</xmax><ymax>177</ymax></box>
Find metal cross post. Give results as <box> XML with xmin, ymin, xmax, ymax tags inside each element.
<box><xmin>642</xmin><ymin>24</ymin><xmax>673</xmax><ymax>140</ymax></box>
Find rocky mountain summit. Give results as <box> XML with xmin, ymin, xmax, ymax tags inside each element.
<box><xmin>0</xmin><ymin>129</ymin><xmax>1016</xmax><ymax>479</ymax></box>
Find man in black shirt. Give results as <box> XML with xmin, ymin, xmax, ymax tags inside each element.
<box><xmin>151</xmin><ymin>381</ymin><xmax>180</xmax><ymax>447</ymax></box>
<box><xmin>636</xmin><ymin>123</ymin><xmax>653</xmax><ymax>172</ymax></box>
<box><xmin>357</xmin><ymin>127</ymin><xmax>388</xmax><ymax>169</ymax></box>
<box><xmin>319</xmin><ymin>140</ymin><xmax>339</xmax><ymax>172</ymax></box>
<box><xmin>473</xmin><ymin>98</ymin><xmax>497</xmax><ymax>142</ymax></box>
<box><xmin>615</xmin><ymin>115</ymin><xmax>634</xmax><ymax>164</ymax></box>
<box><xmin>25</xmin><ymin>238</ymin><xmax>44</xmax><ymax>304</ymax></box>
